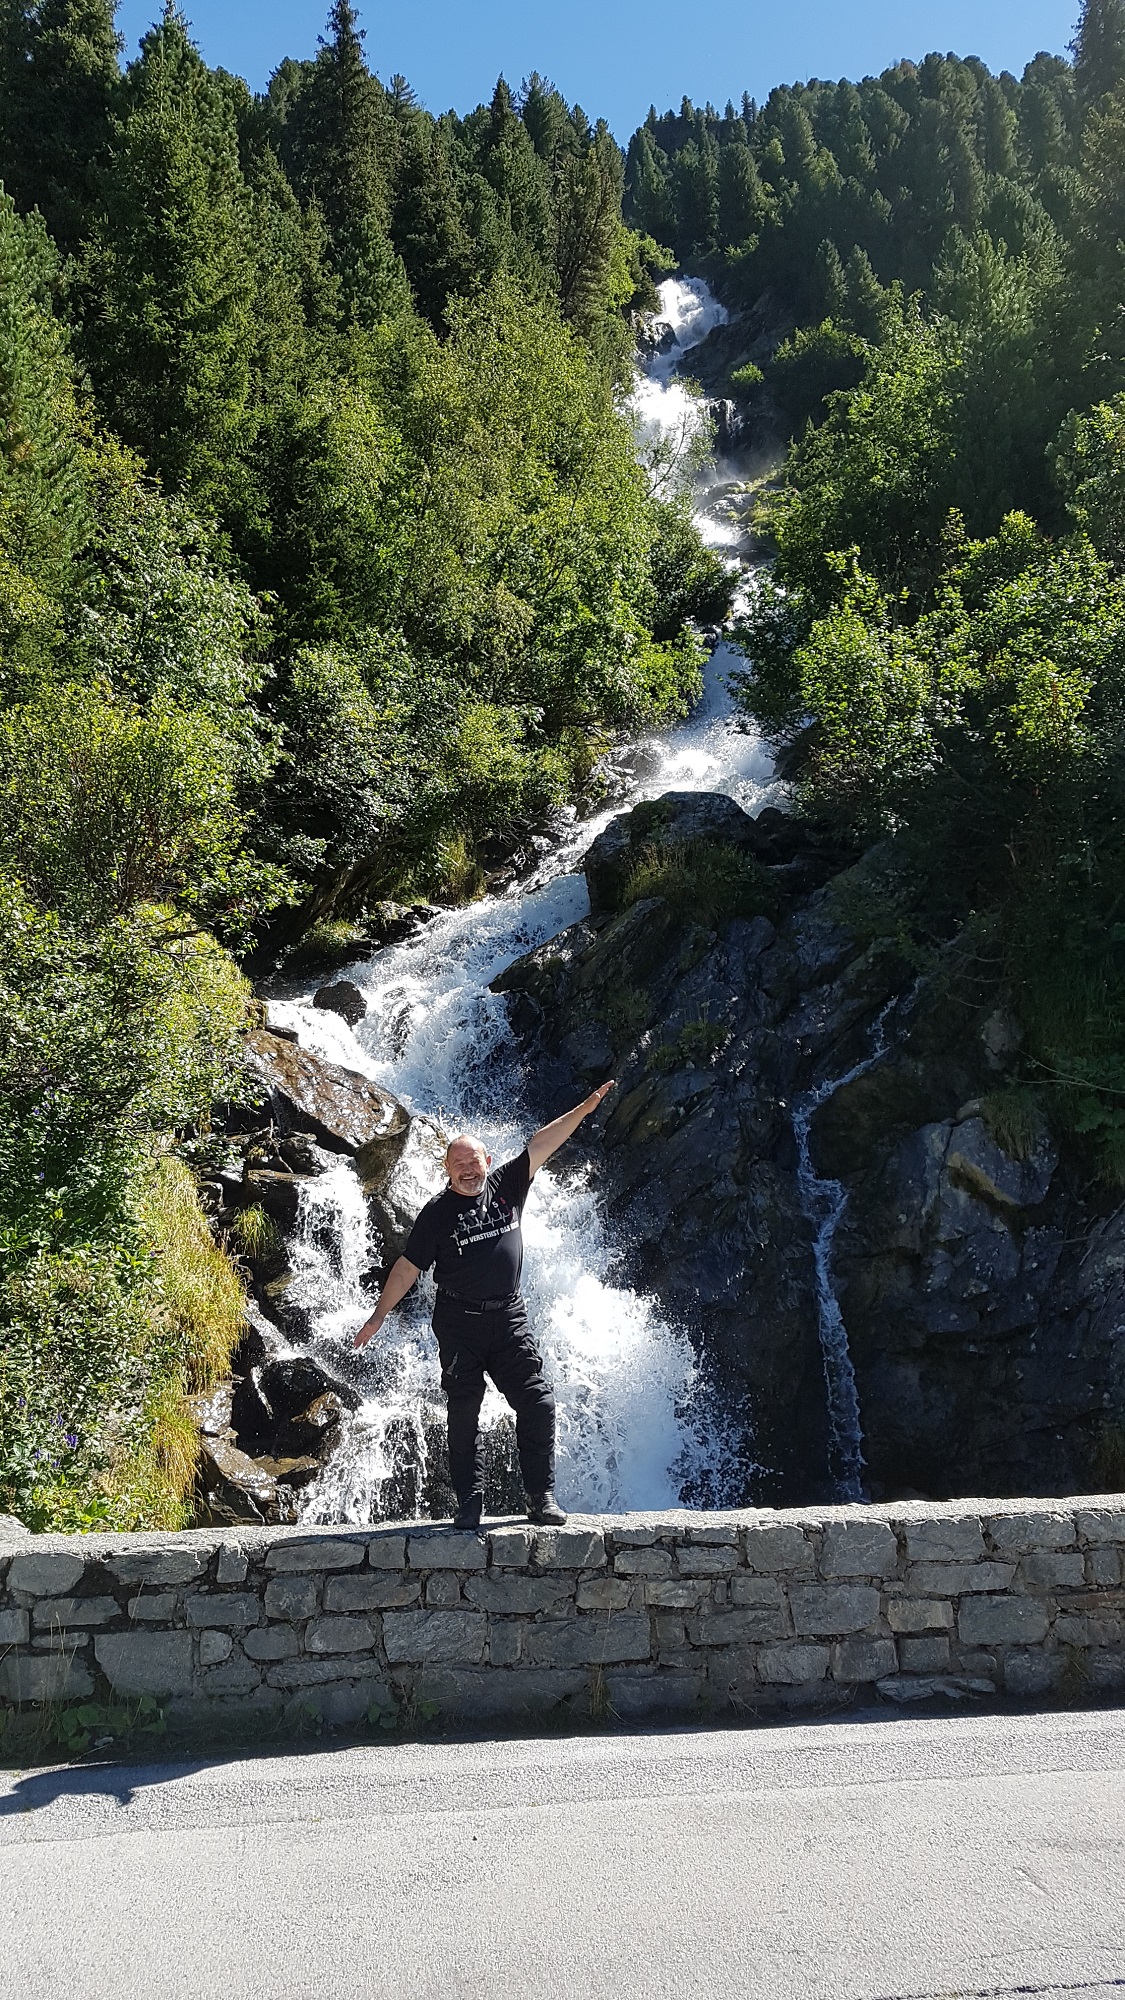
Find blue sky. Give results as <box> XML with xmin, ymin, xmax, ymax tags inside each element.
<box><xmin>116</xmin><ymin>1</ymin><xmax>1082</xmax><ymax>136</ymax></box>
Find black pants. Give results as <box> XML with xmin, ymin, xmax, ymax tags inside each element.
<box><xmin>433</xmin><ymin>1293</ymin><xmax>556</xmax><ymax>1502</ymax></box>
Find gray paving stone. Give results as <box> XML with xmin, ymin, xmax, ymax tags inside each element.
<box><xmin>31</xmin><ymin>1595</ymin><xmax>119</xmax><ymax>1629</ymax></box>
<box><xmin>105</xmin><ymin>1550</ymin><xmax>209</xmax><ymax>1588</ymax></box>
<box><xmin>264</xmin><ymin>1576</ymin><xmax>318</xmax><ymax>1621</ymax></box>
<box><xmin>323</xmin><ymin>1574</ymin><xmax>419</xmax><ymax>1613</ymax></box>
<box><xmin>788</xmin><ymin>1584</ymin><xmax>880</xmax><ymax>1636</ymax></box>
<box><xmin>184</xmin><ymin>1592</ymin><xmax>260</xmax><ymax>1629</ymax></box>
<box><xmin>94</xmin><ymin>1630</ymin><xmax>193</xmax><ymax>1696</ymax></box>
<box><xmin>643</xmin><ymin>1580</ymin><xmax>710</xmax><ymax>1609</ymax></box>
<box><xmin>366</xmin><ymin>1534</ymin><xmax>407</xmax><ymax>1569</ymax></box>
<box><xmin>521</xmin><ymin>1614</ymin><xmax>651</xmax><ymax>1667</ymax></box>
<box><xmin>906</xmin><ymin>1562</ymin><xmax>1015</xmax><ymax>1594</ymax></box>
<box><xmin>532</xmin><ymin>1528</ymin><xmax>606</xmax><ymax>1570</ymax></box>
<box><xmin>576</xmin><ymin>1577</ymin><xmax>633</xmax><ymax>1611</ymax></box>
<box><xmin>215</xmin><ymin>1547</ymin><xmax>249</xmax><ymax>1585</ymax></box>
<box><xmin>305</xmin><ymin>1616</ymin><xmax>379</xmax><ymax>1655</ymax></box>
<box><xmin>1075</xmin><ymin>1509</ymin><xmax>1125</xmax><ymax>1544</ymax></box>
<box><xmin>730</xmin><ymin>1575</ymin><xmax>785</xmax><ymax>1609</ymax></box>
<box><xmin>7</xmin><ymin>1553</ymin><xmax>85</xmax><ymax>1596</ymax></box>
<box><xmin>464</xmin><ymin>1575</ymin><xmax>574</xmax><ymax>1615</ymax></box>
<box><xmin>742</xmin><ymin>1524</ymin><xmax>814</xmax><ymax>1572</ymax></box>
<box><xmin>613</xmin><ymin>1548</ymin><xmax>673</xmax><ymax>1576</ymax></box>
<box><xmin>675</xmin><ymin>1546</ymin><xmax>739</xmax><ymax>1576</ymax></box>
<box><xmin>487</xmin><ymin>1528</ymin><xmax>532</xmax><ymax>1567</ymax></box>
<box><xmin>819</xmin><ymin>1521</ymin><xmax>898</xmax><ymax>1580</ymax></box>
<box><xmin>243</xmin><ymin>1625</ymin><xmax>300</xmax><ymax>1661</ymax></box>
<box><xmin>265</xmin><ymin>1536</ymin><xmax>366</xmax><ymax>1573</ymax></box>
<box><xmin>382</xmin><ymin>1610</ymin><xmax>487</xmax><ymax>1665</ymax></box>
<box><xmin>957</xmin><ymin>1594</ymin><xmax>1050</xmax><ymax>1645</ymax></box>
<box><xmin>1018</xmin><ymin>1551</ymin><xmax>1085</xmax><ymax>1588</ymax></box>
<box><xmin>887</xmin><ymin>1598</ymin><xmax>954</xmax><ymax>1633</ymax></box>
<box><xmin>986</xmin><ymin>1510</ymin><xmax>1076</xmax><ymax>1553</ymax></box>
<box><xmin>896</xmin><ymin>1517</ymin><xmax>986</xmax><ymax>1563</ymax></box>
<box><xmin>406</xmin><ymin>1531</ymin><xmax>486</xmax><ymax>1571</ymax></box>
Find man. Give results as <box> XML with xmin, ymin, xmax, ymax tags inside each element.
<box><xmin>353</xmin><ymin>1081</ymin><xmax>616</xmax><ymax>1530</ymax></box>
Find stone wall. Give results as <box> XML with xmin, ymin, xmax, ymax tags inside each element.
<box><xmin>2</xmin><ymin>1496</ymin><xmax>1124</xmax><ymax>1732</ymax></box>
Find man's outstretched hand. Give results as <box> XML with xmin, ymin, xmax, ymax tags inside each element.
<box><xmin>528</xmin><ymin>1080</ymin><xmax>616</xmax><ymax>1174</ymax></box>
<box><xmin>352</xmin><ymin>1255</ymin><xmax>422</xmax><ymax>1349</ymax></box>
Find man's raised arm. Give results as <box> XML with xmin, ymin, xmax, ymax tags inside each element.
<box><xmin>527</xmin><ymin>1081</ymin><xmax>615</xmax><ymax>1176</ymax></box>
<box><xmin>353</xmin><ymin>1256</ymin><xmax>421</xmax><ymax>1349</ymax></box>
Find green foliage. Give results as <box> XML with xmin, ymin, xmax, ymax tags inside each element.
<box><xmin>647</xmin><ymin>1008</ymin><xmax>731</xmax><ymax>1073</ymax></box>
<box><xmin>621</xmin><ymin>839</ymin><xmax>777</xmax><ymax>928</ymax></box>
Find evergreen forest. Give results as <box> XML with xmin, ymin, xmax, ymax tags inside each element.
<box><xmin>3</xmin><ymin>0</ymin><xmax>1125</xmax><ymax>1532</ymax></box>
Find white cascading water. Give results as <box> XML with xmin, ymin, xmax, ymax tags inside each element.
<box><xmin>791</xmin><ymin>1002</ymin><xmax>899</xmax><ymax>1501</ymax></box>
<box><xmin>268</xmin><ymin>279</ymin><xmax>779</xmax><ymax>1524</ymax></box>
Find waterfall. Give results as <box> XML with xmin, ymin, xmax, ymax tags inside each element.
<box><xmin>268</xmin><ymin>277</ymin><xmax>779</xmax><ymax>1525</ymax></box>
<box><xmin>791</xmin><ymin>1003</ymin><xmax>897</xmax><ymax>1502</ymax></box>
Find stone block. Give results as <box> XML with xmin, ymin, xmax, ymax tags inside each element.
<box><xmin>643</xmin><ymin>1580</ymin><xmax>709</xmax><ymax>1610</ymax></box>
<box><xmin>986</xmin><ymin>1510</ymin><xmax>1076</xmax><ymax>1554</ymax></box>
<box><xmin>899</xmin><ymin>1636</ymin><xmax>951</xmax><ymax>1673</ymax></box>
<box><xmin>305</xmin><ymin>1616</ymin><xmax>378</xmax><ymax>1656</ymax></box>
<box><xmin>957</xmin><ymin>1595</ymin><xmax>1050</xmax><ymax>1646</ymax></box>
<box><xmin>743</xmin><ymin>1524</ymin><xmax>814</xmax><ymax>1572</ymax></box>
<box><xmin>7</xmin><ymin>1553</ymin><xmax>85</xmax><ymax>1596</ymax></box>
<box><xmin>831</xmin><ymin>1636</ymin><xmax>897</xmax><ymax>1682</ymax></box>
<box><xmin>215</xmin><ymin>1547</ymin><xmax>249</xmax><ymax>1586</ymax></box>
<box><xmin>907</xmin><ymin>1562</ymin><xmax>1015</xmax><ymax>1595</ymax></box>
<box><xmin>653</xmin><ymin>1615</ymin><xmax>685</xmax><ymax>1649</ymax></box>
<box><xmin>1087</xmin><ymin>1651</ymin><xmax>1125</xmax><ymax>1691</ymax></box>
<box><xmin>324</xmin><ymin>1574</ymin><xmax>419</xmax><ymax>1613</ymax></box>
<box><xmin>95</xmin><ymin>1630</ymin><xmax>193</xmax><ymax>1696</ymax></box>
<box><xmin>490</xmin><ymin>1623</ymin><xmax>522</xmax><ymax>1667</ymax></box>
<box><xmin>0</xmin><ymin>1608</ymin><xmax>29</xmax><ymax>1644</ymax></box>
<box><xmin>1018</xmin><ymin>1551</ymin><xmax>1085</xmax><ymax>1589</ymax></box>
<box><xmin>533</xmin><ymin>1528</ymin><xmax>605</xmax><ymax>1570</ymax></box>
<box><xmin>898</xmin><ymin>1517</ymin><xmax>986</xmax><ymax>1563</ymax></box>
<box><xmin>199</xmin><ymin>1661</ymin><xmax>262</xmax><ymax>1696</ymax></box>
<box><xmin>426</xmin><ymin>1573</ymin><xmax>462</xmax><ymax>1608</ymax></box>
<box><xmin>522</xmin><ymin>1614</ymin><xmax>651</xmax><ymax>1668</ymax></box>
<box><xmin>819</xmin><ymin>1521</ymin><xmax>898</xmax><ymax>1580</ymax></box>
<box><xmin>382</xmin><ymin>1610</ymin><xmax>487</xmax><ymax>1665</ymax></box>
<box><xmin>1087</xmin><ymin>1548</ymin><xmax>1121</xmax><ymax>1587</ymax></box>
<box><xmin>887</xmin><ymin>1599</ymin><xmax>953</xmax><ymax>1634</ymax></box>
<box><xmin>576</xmin><ymin>1577</ymin><xmax>632</xmax><ymax>1612</ymax></box>
<box><xmin>1003</xmin><ymin>1649</ymin><xmax>1056</xmax><ymax>1696</ymax></box>
<box><xmin>407</xmin><ymin>1531</ymin><xmax>486</xmax><ymax>1571</ymax></box>
<box><xmin>287</xmin><ymin>1676</ymin><xmax>393</xmax><ymax>1728</ymax></box>
<box><xmin>268</xmin><ymin>1657</ymin><xmax>375</xmax><ymax>1689</ymax></box>
<box><xmin>127</xmin><ymin>1593</ymin><xmax>176</xmax><ymax>1623</ymax></box>
<box><xmin>676</xmin><ymin>1546</ymin><xmax>739</xmax><ymax>1576</ymax></box>
<box><xmin>414</xmin><ymin>1667</ymin><xmax>587</xmax><ymax>1720</ymax></box>
<box><xmin>184</xmin><ymin>1592</ymin><xmax>260</xmax><ymax>1630</ymax></box>
<box><xmin>607</xmin><ymin>1670</ymin><xmax>703</xmax><ymax>1716</ymax></box>
<box><xmin>465</xmin><ymin>1575</ymin><xmax>574</xmax><ymax>1615</ymax></box>
<box><xmin>105</xmin><ymin>1550</ymin><xmax>209</xmax><ymax>1588</ymax></box>
<box><xmin>244</xmin><ymin>1625</ymin><xmax>300</xmax><ymax>1661</ymax></box>
<box><xmin>1075</xmin><ymin>1509</ymin><xmax>1125</xmax><ymax>1545</ymax></box>
<box><xmin>789</xmin><ymin>1584</ymin><xmax>880</xmax><ymax>1637</ymax></box>
<box><xmin>690</xmin><ymin>1605</ymin><xmax>788</xmax><ymax>1645</ymax></box>
<box><xmin>265</xmin><ymin>1536</ymin><xmax>366</xmax><ymax>1573</ymax></box>
<box><xmin>0</xmin><ymin>1650</ymin><xmax>93</xmax><ymax>1702</ymax></box>
<box><xmin>757</xmin><ymin>1644</ymin><xmax>830</xmax><ymax>1685</ymax></box>
<box><xmin>198</xmin><ymin>1630</ymin><xmax>233</xmax><ymax>1667</ymax></box>
<box><xmin>730</xmin><ymin>1575</ymin><xmax>785</xmax><ymax>1610</ymax></box>
<box><xmin>488</xmin><ymin>1527</ymin><xmax>532</xmax><ymax>1567</ymax></box>
<box><xmin>688</xmin><ymin>1524</ymin><xmax>740</xmax><ymax>1545</ymax></box>
<box><xmin>614</xmin><ymin>1548</ymin><xmax>673</xmax><ymax>1576</ymax></box>
<box><xmin>264</xmin><ymin>1576</ymin><xmax>318</xmax><ymax>1621</ymax></box>
<box><xmin>1053</xmin><ymin>1614</ymin><xmax>1091</xmax><ymax>1647</ymax></box>
<box><xmin>366</xmin><ymin>1534</ymin><xmax>408</xmax><ymax>1569</ymax></box>
<box><xmin>32</xmin><ymin>1596</ymin><xmax>119</xmax><ymax>1629</ymax></box>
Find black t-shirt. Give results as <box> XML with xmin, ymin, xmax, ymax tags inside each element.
<box><xmin>403</xmin><ymin>1150</ymin><xmax>532</xmax><ymax>1303</ymax></box>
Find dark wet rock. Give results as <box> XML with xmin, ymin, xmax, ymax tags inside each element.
<box><xmin>313</xmin><ymin>979</ymin><xmax>367</xmax><ymax>1027</ymax></box>
<box><xmin>277</xmin><ymin>1132</ymin><xmax>335</xmax><ymax>1176</ymax></box>
<box><xmin>243</xmin><ymin>1030</ymin><xmax>409</xmax><ymax>1189</ymax></box>
<box><xmin>243</xmin><ymin>1167</ymin><xmax>302</xmax><ymax>1231</ymax></box>
<box><xmin>275</xmin><ymin>1393</ymin><xmax>347</xmax><ymax>1459</ymax></box>
<box><xmin>583</xmin><ymin>791</ymin><xmax>763</xmax><ymax>914</ymax></box>
<box><xmin>495</xmin><ymin>789</ymin><xmax>1125</xmax><ymax>1507</ymax></box>
<box><xmin>197</xmin><ymin>1433</ymin><xmax>296</xmax><ymax>1526</ymax></box>
<box><xmin>259</xmin><ymin>1355</ymin><xmax>361</xmax><ymax>1422</ymax></box>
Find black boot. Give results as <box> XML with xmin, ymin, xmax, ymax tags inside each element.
<box><xmin>452</xmin><ymin>1492</ymin><xmax>483</xmax><ymax>1530</ymax></box>
<box><xmin>526</xmin><ymin>1491</ymin><xmax>567</xmax><ymax>1527</ymax></box>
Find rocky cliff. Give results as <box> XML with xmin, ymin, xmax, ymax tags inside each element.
<box><xmin>494</xmin><ymin>792</ymin><xmax>1125</xmax><ymax>1508</ymax></box>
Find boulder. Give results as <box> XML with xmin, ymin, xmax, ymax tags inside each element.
<box><xmin>584</xmin><ymin>791</ymin><xmax>763</xmax><ymax>914</ymax></box>
<box><xmin>278</xmin><ymin>1133</ymin><xmax>334</xmax><ymax>1176</ymax></box>
<box><xmin>197</xmin><ymin>1434</ymin><xmax>294</xmax><ymax>1526</ymax></box>
<box><xmin>243</xmin><ymin>1030</ymin><xmax>409</xmax><ymax>1189</ymax></box>
<box><xmin>313</xmin><ymin>979</ymin><xmax>367</xmax><ymax>1027</ymax></box>
<box><xmin>243</xmin><ymin>1167</ymin><xmax>302</xmax><ymax>1231</ymax></box>
<box><xmin>258</xmin><ymin>1355</ymin><xmax>360</xmax><ymax>1422</ymax></box>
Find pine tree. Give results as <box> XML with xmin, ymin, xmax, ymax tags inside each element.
<box><xmin>814</xmin><ymin>239</ymin><xmax>848</xmax><ymax>320</ymax></box>
<box><xmin>520</xmin><ymin>73</ymin><xmax>571</xmax><ymax>163</ymax></box>
<box><xmin>975</xmin><ymin>73</ymin><xmax>1018</xmax><ymax>177</ymax></box>
<box><xmin>1</xmin><ymin>0</ymin><xmax>121</xmax><ymax>254</ymax></box>
<box><xmin>1072</xmin><ymin>0</ymin><xmax>1125</xmax><ymax>111</ymax></box>
<box><xmin>553</xmin><ymin>121</ymin><xmax>623</xmax><ymax>335</ymax></box>
<box><xmin>624</xmin><ymin>127</ymin><xmax>674</xmax><ymax>244</ymax></box>
<box><xmin>716</xmin><ymin>140</ymin><xmax>767</xmax><ymax>247</ymax></box>
<box><xmin>79</xmin><ymin>7</ymin><xmax>256</xmax><ymax>510</ymax></box>
<box><xmin>391</xmin><ymin>120</ymin><xmax>476</xmax><ymax>327</ymax></box>
<box><xmin>673</xmin><ymin>136</ymin><xmax>718</xmax><ymax>254</ymax></box>
<box><xmin>278</xmin><ymin>0</ymin><xmax>410</xmax><ymax>328</ymax></box>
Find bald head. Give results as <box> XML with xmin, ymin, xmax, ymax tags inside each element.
<box><xmin>444</xmin><ymin>1135</ymin><xmax>491</xmax><ymax>1196</ymax></box>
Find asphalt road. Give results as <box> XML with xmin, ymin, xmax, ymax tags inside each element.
<box><xmin>2</xmin><ymin>1708</ymin><xmax>1124</xmax><ymax>2000</ymax></box>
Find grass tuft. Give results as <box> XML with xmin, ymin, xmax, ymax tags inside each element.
<box><xmin>620</xmin><ymin>839</ymin><xmax>776</xmax><ymax>929</ymax></box>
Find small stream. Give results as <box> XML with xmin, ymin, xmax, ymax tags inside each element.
<box><xmin>264</xmin><ymin>279</ymin><xmax>864</xmax><ymax>1524</ymax></box>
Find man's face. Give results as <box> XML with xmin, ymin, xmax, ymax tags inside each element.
<box><xmin>445</xmin><ymin>1139</ymin><xmax>491</xmax><ymax>1196</ymax></box>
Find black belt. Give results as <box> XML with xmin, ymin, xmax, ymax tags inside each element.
<box><xmin>436</xmin><ymin>1291</ymin><xmax>521</xmax><ymax>1314</ymax></box>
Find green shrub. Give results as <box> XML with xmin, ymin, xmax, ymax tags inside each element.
<box><xmin>621</xmin><ymin>839</ymin><xmax>776</xmax><ymax>928</ymax></box>
<box><xmin>647</xmin><ymin>1011</ymin><xmax>732</xmax><ymax>1073</ymax></box>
